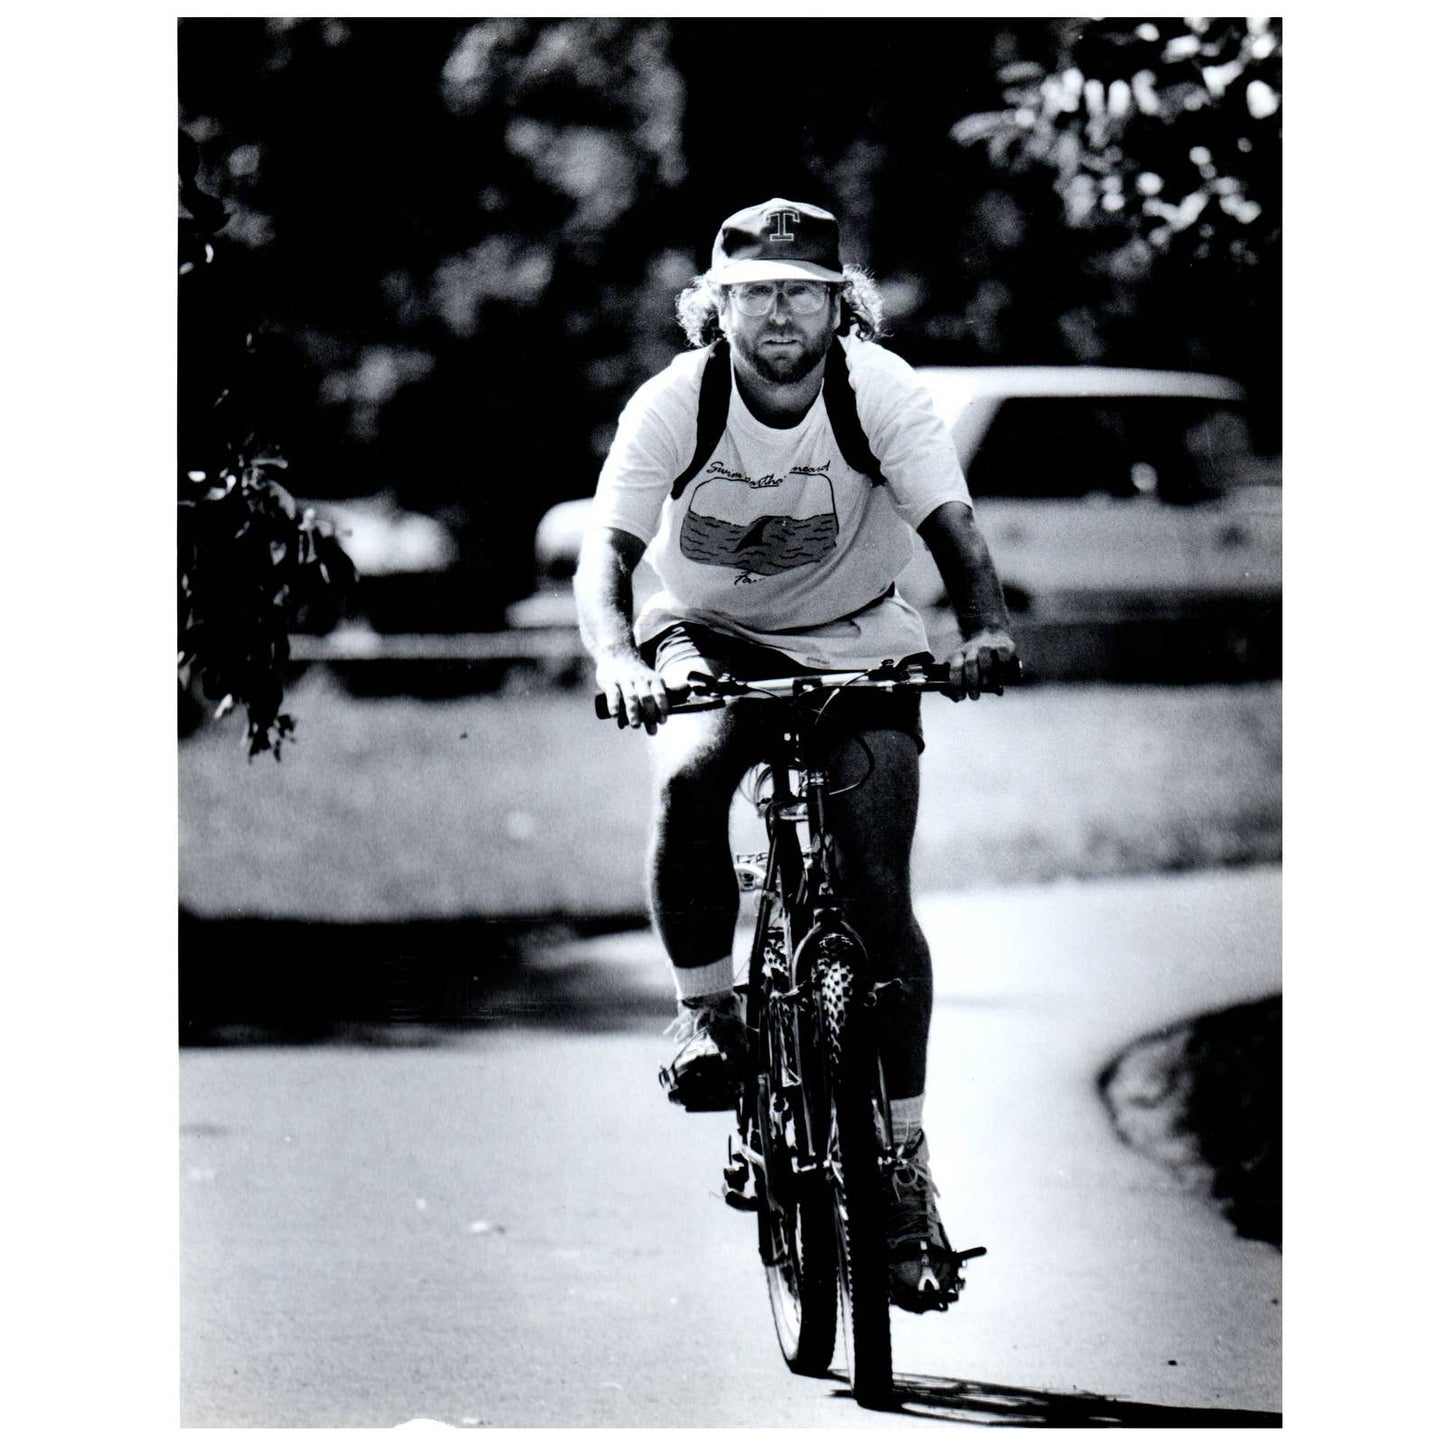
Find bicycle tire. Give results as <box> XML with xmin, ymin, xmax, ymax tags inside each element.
<box><xmin>817</xmin><ymin>938</ymin><xmax>894</xmax><ymax>1409</ymax></box>
<box><xmin>752</xmin><ymin>891</ymin><xmax>838</xmax><ymax>1375</ymax></box>
<box><xmin>756</xmin><ymin>1081</ymin><xmax>838</xmax><ymax>1374</ymax></box>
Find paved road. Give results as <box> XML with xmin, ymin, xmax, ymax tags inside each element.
<box><xmin>180</xmin><ymin>867</ymin><xmax>1281</xmax><ymax>1427</ymax></box>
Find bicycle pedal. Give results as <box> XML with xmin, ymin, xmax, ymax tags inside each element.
<box><xmin>915</xmin><ymin>1258</ymin><xmax>947</xmax><ymax>1296</ymax></box>
<box><xmin>665</xmin><ymin>1086</ymin><xmax>735</xmax><ymax>1113</ymax></box>
<box><xmin>866</xmin><ymin>977</ymin><xmax>902</xmax><ymax>1007</ymax></box>
<box><xmin>891</xmin><ymin>1278</ymin><xmax>961</xmax><ymax>1314</ymax></box>
<box><xmin>893</xmin><ymin>1271</ymin><xmax>964</xmax><ymax>1313</ymax></box>
<box><xmin>723</xmin><ymin>1186</ymin><xmax>759</xmax><ymax>1213</ymax></box>
<box><xmin>660</xmin><ymin>1065</ymin><xmax>737</xmax><ymax>1113</ymax></box>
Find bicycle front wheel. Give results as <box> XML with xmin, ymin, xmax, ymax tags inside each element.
<box><xmin>756</xmin><ymin>1077</ymin><xmax>838</xmax><ymax>1375</ymax></box>
<box><xmin>755</xmin><ymin>936</ymin><xmax>837</xmax><ymax>1374</ymax></box>
<box><xmin>817</xmin><ymin>939</ymin><xmax>894</xmax><ymax>1410</ymax></box>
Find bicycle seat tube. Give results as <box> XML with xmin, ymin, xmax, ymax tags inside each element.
<box><xmin>774</xmin><ymin>697</ymin><xmax>845</xmax><ymax>920</ymax></box>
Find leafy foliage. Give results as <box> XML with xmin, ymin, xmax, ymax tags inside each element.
<box><xmin>941</xmin><ymin>19</ymin><xmax>1281</xmax><ymax>445</ymax></box>
<box><xmin>177</xmin><ymin>462</ymin><xmax>355</xmax><ymax>759</ymax></box>
<box><xmin>179</xmin><ymin>130</ymin><xmax>354</xmax><ymax>758</ymax></box>
<box><xmin>178</xmin><ymin>17</ymin><xmax>693</xmax><ymax>620</ymax></box>
<box><xmin>955</xmin><ymin>18</ymin><xmax>1281</xmax><ymax>267</ymax></box>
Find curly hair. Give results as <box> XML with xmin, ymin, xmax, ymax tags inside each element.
<box><xmin>674</xmin><ymin>264</ymin><xmax>887</xmax><ymax>349</ymax></box>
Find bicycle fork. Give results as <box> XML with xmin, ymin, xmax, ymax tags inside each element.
<box><xmin>724</xmin><ymin>966</ymin><xmax>824</xmax><ymax>1218</ymax></box>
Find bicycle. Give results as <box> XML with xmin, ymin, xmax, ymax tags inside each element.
<box><xmin>594</xmin><ymin>654</ymin><xmax>1019</xmax><ymax>1409</ymax></box>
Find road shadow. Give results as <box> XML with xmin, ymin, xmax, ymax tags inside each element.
<box><xmin>179</xmin><ymin>909</ymin><xmax>663</xmax><ymax>1045</ymax></box>
<box><xmin>1100</xmin><ymin>995</ymin><xmax>1281</xmax><ymax>1248</ymax></box>
<box><xmin>831</xmin><ymin>1371</ymin><xmax>1279</xmax><ymax>1426</ymax></box>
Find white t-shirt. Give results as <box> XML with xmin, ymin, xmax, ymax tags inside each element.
<box><xmin>591</xmin><ymin>335</ymin><xmax>971</xmax><ymax>669</ymax></box>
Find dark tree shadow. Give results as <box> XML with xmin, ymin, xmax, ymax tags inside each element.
<box><xmin>1100</xmin><ymin>995</ymin><xmax>1281</xmax><ymax>1247</ymax></box>
<box><xmin>831</xmin><ymin>1371</ymin><xmax>1280</xmax><ymax>1426</ymax></box>
<box><xmin>178</xmin><ymin>909</ymin><xmax>661</xmax><ymax>1045</ymax></box>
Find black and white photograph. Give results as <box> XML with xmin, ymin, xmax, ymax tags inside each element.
<box><xmin>168</xmin><ymin>15</ymin><xmax>1296</xmax><ymax>1428</ymax></box>
<box><xmin>15</xmin><ymin>10</ymin><xmax>1439</xmax><ymax>1434</ymax></box>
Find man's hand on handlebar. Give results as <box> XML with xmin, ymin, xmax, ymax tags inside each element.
<box><xmin>945</xmin><ymin>627</ymin><xmax>1020</xmax><ymax>701</ymax></box>
<box><xmin>595</xmin><ymin>651</ymin><xmax>671</xmax><ymax>733</ymax></box>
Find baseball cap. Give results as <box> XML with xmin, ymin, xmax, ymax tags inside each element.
<box><xmin>709</xmin><ymin>198</ymin><xmax>845</xmax><ymax>284</ymax></box>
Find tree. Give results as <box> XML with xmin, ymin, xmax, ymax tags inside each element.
<box><xmin>951</xmin><ymin>18</ymin><xmax>1282</xmax><ymax>440</ymax></box>
<box><xmin>178</xmin><ymin>130</ymin><xmax>354</xmax><ymax>758</ymax></box>
<box><xmin>955</xmin><ymin>18</ymin><xmax>1280</xmax><ymax>268</ymax></box>
<box><xmin>178</xmin><ymin>17</ymin><xmax>692</xmax><ymax>617</ymax></box>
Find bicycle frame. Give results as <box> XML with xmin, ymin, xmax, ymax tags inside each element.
<box><xmin>741</xmin><ymin>687</ymin><xmax>896</xmax><ymax>1173</ymax></box>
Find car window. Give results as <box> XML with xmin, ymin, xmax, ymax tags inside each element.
<box><xmin>966</xmin><ymin>397</ymin><xmax>1258</xmax><ymax>504</ymax></box>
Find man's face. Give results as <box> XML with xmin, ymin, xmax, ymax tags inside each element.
<box><xmin>719</xmin><ymin>280</ymin><xmax>841</xmax><ymax>386</ymax></box>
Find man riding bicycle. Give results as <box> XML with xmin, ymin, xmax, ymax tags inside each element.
<box><xmin>575</xmin><ymin>198</ymin><xmax>1017</xmax><ymax>1312</ymax></box>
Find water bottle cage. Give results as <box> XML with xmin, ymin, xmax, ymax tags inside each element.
<box><xmin>734</xmin><ymin>852</ymin><xmax>769</xmax><ymax>891</ymax></box>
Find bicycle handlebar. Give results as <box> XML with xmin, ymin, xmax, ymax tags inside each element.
<box><xmin>592</xmin><ymin>656</ymin><xmax>1023</xmax><ymax>721</ymax></box>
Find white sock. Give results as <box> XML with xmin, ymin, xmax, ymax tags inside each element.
<box><xmin>673</xmin><ymin>955</ymin><xmax>735</xmax><ymax>1004</ymax></box>
<box><xmin>891</xmin><ymin>1093</ymin><xmax>924</xmax><ymax>1145</ymax></box>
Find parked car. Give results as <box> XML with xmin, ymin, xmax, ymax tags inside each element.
<box><xmin>509</xmin><ymin>366</ymin><xmax>1281</xmax><ymax>679</ymax></box>
<box><xmin>899</xmin><ymin>366</ymin><xmax>1278</xmax><ymax>612</ymax></box>
<box><xmin>295</xmin><ymin>494</ymin><xmax>505</xmax><ymax>635</ymax></box>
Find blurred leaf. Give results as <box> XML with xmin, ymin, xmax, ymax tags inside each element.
<box><xmin>956</xmin><ymin>17</ymin><xmax>1279</xmax><ymax>269</ymax></box>
<box><xmin>179</xmin><ymin>126</ymin><xmax>356</xmax><ymax>762</ymax></box>
<box><xmin>998</xmin><ymin>60</ymin><xmax>1045</xmax><ymax>84</ymax></box>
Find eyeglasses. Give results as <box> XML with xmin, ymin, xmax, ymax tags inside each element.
<box><xmin>727</xmin><ymin>281</ymin><xmax>833</xmax><ymax>317</ymax></box>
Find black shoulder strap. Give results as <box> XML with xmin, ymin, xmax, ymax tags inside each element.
<box><xmin>669</xmin><ymin>340</ymin><xmax>733</xmax><ymax>499</ymax></box>
<box><xmin>822</xmin><ymin>339</ymin><xmax>886</xmax><ymax>487</ymax></box>
<box><xmin>669</xmin><ymin>337</ymin><xmax>887</xmax><ymax>499</ymax></box>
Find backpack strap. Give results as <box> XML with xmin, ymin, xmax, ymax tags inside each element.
<box><xmin>822</xmin><ymin>339</ymin><xmax>886</xmax><ymax>487</ymax></box>
<box><xmin>669</xmin><ymin>336</ymin><xmax>887</xmax><ymax>499</ymax></box>
<box><xmin>669</xmin><ymin>340</ymin><xmax>733</xmax><ymax>499</ymax></box>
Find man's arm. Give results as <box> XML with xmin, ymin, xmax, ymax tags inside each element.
<box><xmin>574</xmin><ymin>525</ymin><xmax>670</xmax><ymax>731</ymax></box>
<box><xmin>916</xmin><ymin>499</ymin><xmax>1018</xmax><ymax>699</ymax></box>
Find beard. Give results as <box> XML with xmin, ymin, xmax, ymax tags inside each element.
<box><xmin>736</xmin><ymin>325</ymin><xmax>832</xmax><ymax>385</ymax></box>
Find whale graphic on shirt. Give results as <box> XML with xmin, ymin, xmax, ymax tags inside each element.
<box><xmin>679</xmin><ymin>472</ymin><xmax>838</xmax><ymax>576</ymax></box>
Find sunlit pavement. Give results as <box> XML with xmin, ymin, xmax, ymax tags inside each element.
<box><xmin>180</xmin><ymin>866</ymin><xmax>1280</xmax><ymax>1427</ymax></box>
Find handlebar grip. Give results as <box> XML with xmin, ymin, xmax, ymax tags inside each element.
<box><xmin>594</xmin><ymin>683</ymin><xmax>702</xmax><ymax>720</ymax></box>
<box><xmin>944</xmin><ymin>652</ymin><xmax>1024</xmax><ymax>698</ymax></box>
<box><xmin>922</xmin><ymin>654</ymin><xmax>1024</xmax><ymax>687</ymax></box>
<box><xmin>978</xmin><ymin>654</ymin><xmax>1024</xmax><ymax>695</ymax></box>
